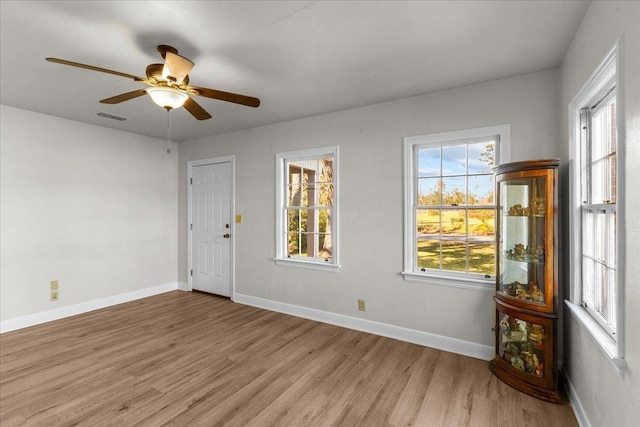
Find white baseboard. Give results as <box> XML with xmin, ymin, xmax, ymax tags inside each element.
<box><xmin>233</xmin><ymin>293</ymin><xmax>494</xmax><ymax>361</ymax></box>
<box><xmin>0</xmin><ymin>282</ymin><xmax>179</xmax><ymax>334</ymax></box>
<box><xmin>177</xmin><ymin>281</ymin><xmax>189</xmax><ymax>291</ymax></box>
<box><xmin>564</xmin><ymin>373</ymin><xmax>591</xmax><ymax>427</ymax></box>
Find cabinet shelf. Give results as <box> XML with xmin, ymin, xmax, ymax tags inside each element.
<box><xmin>490</xmin><ymin>159</ymin><xmax>559</xmax><ymax>403</ymax></box>
<box><xmin>503</xmin><ymin>257</ymin><xmax>544</xmax><ymax>265</ymax></box>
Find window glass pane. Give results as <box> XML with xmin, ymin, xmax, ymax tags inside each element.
<box><xmin>287</xmin><ymin>209</ymin><xmax>302</xmax><ymax>233</ymax></box>
<box><xmin>468</xmin><ymin>209</ymin><xmax>494</xmax><ymax>237</ymax></box>
<box><xmin>590</xmin><ymin>159</ymin><xmax>604</xmax><ymax>203</ymax></box>
<box><xmin>468</xmin><ymin>141</ymin><xmax>495</xmax><ymax>173</ymax></box>
<box><xmin>582</xmin><ymin>209</ymin><xmax>594</xmax><ymax>257</ymax></box>
<box><xmin>317</xmin><ymin>209</ymin><xmax>331</xmax><ymax>233</ymax></box>
<box><xmin>468</xmin><ymin>174</ymin><xmax>494</xmax><ymax>205</ymax></box>
<box><xmin>417</xmin><ymin>239</ymin><xmax>441</xmax><ymax>269</ymax></box>
<box><xmin>318</xmin><ymin>183</ymin><xmax>334</xmax><ymax>206</ymax></box>
<box><xmin>442</xmin><ymin>145</ymin><xmax>466</xmax><ymax>176</ymax></box>
<box><xmin>418</xmin><ymin>147</ymin><xmax>441</xmax><ymax>177</ymax></box>
<box><xmin>287</xmin><ymin>232</ymin><xmax>304</xmax><ymax>257</ymax></box>
<box><xmin>288</xmin><ymin>184</ymin><xmax>310</xmax><ymax>207</ymax></box>
<box><xmin>442</xmin><ymin>176</ymin><xmax>466</xmax><ymax>205</ymax></box>
<box><xmin>609</xmin><ymin>211</ymin><xmax>616</xmax><ymax>267</ymax></box>
<box><xmin>316</xmin><ymin>234</ymin><xmax>332</xmax><ymax>260</ymax></box>
<box><xmin>289</xmin><ymin>233</ymin><xmax>307</xmax><ymax>257</ymax></box>
<box><xmin>418</xmin><ymin>178</ymin><xmax>441</xmax><ymax>206</ymax></box>
<box><xmin>417</xmin><ymin>209</ymin><xmax>440</xmax><ymax>236</ymax></box>
<box><xmin>440</xmin><ymin>240</ymin><xmax>467</xmax><ymax>272</ymax></box>
<box><xmin>608</xmin><ymin>268</ymin><xmax>617</xmax><ymax>331</ymax></box>
<box><xmin>582</xmin><ymin>256</ymin><xmax>594</xmax><ymax>305</ymax></box>
<box><xmin>442</xmin><ymin>209</ymin><xmax>466</xmax><ymax>236</ymax></box>
<box><xmin>595</xmin><ymin>210</ymin><xmax>606</xmax><ymax>263</ymax></box>
<box><xmin>609</xmin><ymin>153</ymin><xmax>617</xmax><ymax>203</ymax></box>
<box><xmin>468</xmin><ymin>241</ymin><xmax>495</xmax><ymax>274</ymax></box>
<box><xmin>594</xmin><ymin>261</ymin><xmax>606</xmax><ymax>316</ymax></box>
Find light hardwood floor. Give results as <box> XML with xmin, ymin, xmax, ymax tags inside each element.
<box><xmin>0</xmin><ymin>291</ymin><xmax>578</xmax><ymax>426</ymax></box>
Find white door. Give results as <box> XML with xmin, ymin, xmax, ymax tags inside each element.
<box><xmin>191</xmin><ymin>162</ymin><xmax>231</xmax><ymax>296</ymax></box>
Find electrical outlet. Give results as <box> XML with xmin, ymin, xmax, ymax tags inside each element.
<box><xmin>358</xmin><ymin>299</ymin><xmax>366</xmax><ymax>311</ymax></box>
<box><xmin>50</xmin><ymin>290</ymin><xmax>59</xmax><ymax>302</ymax></box>
<box><xmin>50</xmin><ymin>280</ymin><xmax>58</xmax><ymax>291</ymax></box>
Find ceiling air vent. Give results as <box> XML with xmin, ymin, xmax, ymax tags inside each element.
<box><xmin>96</xmin><ymin>111</ymin><xmax>127</xmax><ymax>121</ymax></box>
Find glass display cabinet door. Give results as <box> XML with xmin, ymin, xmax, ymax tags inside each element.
<box><xmin>498</xmin><ymin>311</ymin><xmax>547</xmax><ymax>380</ymax></box>
<box><xmin>497</xmin><ymin>172</ymin><xmax>553</xmax><ymax>312</ymax></box>
<box><xmin>492</xmin><ymin>301</ymin><xmax>557</xmax><ymax>397</ymax></box>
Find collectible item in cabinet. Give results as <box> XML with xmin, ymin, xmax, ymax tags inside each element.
<box><xmin>489</xmin><ymin>159</ymin><xmax>560</xmax><ymax>403</ymax></box>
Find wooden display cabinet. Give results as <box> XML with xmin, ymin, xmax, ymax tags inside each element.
<box><xmin>489</xmin><ymin>159</ymin><xmax>560</xmax><ymax>403</ymax></box>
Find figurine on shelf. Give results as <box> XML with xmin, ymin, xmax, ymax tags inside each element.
<box><xmin>511</xmin><ymin>356</ymin><xmax>525</xmax><ymax>371</ymax></box>
<box><xmin>514</xmin><ymin>243</ymin><xmax>525</xmax><ymax>260</ymax></box>
<box><xmin>506</xmin><ymin>342</ymin><xmax>519</xmax><ymax>356</ymax></box>
<box><xmin>500</xmin><ymin>316</ymin><xmax>510</xmax><ymax>334</ymax></box>
<box><xmin>536</xmin><ymin>245</ymin><xmax>545</xmax><ymax>263</ymax></box>
<box><xmin>529</xmin><ymin>324</ymin><xmax>545</xmax><ymax>347</ymax></box>
<box><xmin>524</xmin><ymin>245</ymin><xmax>532</xmax><ymax>262</ymax></box>
<box><xmin>536</xmin><ymin>363</ymin><xmax>544</xmax><ymax>378</ymax></box>
<box><xmin>523</xmin><ymin>207</ymin><xmax>532</xmax><ymax>216</ymax></box>
<box><xmin>529</xmin><ymin>283</ymin><xmax>543</xmax><ymax>302</ymax></box>
<box><xmin>509</xmin><ymin>204</ymin><xmax>523</xmax><ymax>216</ymax></box>
<box><xmin>532</xmin><ymin>197</ymin><xmax>546</xmax><ymax>216</ymax></box>
<box><xmin>505</xmin><ymin>249</ymin><xmax>514</xmax><ymax>260</ymax></box>
<box><xmin>504</xmin><ymin>281</ymin><xmax>521</xmax><ymax>297</ymax></box>
<box><xmin>525</xmin><ymin>355</ymin><xmax>536</xmax><ymax>373</ymax></box>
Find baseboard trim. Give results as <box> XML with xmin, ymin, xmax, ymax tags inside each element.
<box><xmin>564</xmin><ymin>373</ymin><xmax>591</xmax><ymax>427</ymax></box>
<box><xmin>233</xmin><ymin>293</ymin><xmax>493</xmax><ymax>360</ymax></box>
<box><xmin>0</xmin><ymin>282</ymin><xmax>179</xmax><ymax>334</ymax></box>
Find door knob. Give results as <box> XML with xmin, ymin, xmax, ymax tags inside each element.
<box><xmin>223</xmin><ymin>233</ymin><xmax>230</xmax><ymax>239</ymax></box>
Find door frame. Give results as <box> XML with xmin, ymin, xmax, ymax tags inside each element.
<box><xmin>187</xmin><ymin>155</ymin><xmax>236</xmax><ymax>300</ymax></box>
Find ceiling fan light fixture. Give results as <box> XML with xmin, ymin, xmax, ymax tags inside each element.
<box><xmin>147</xmin><ymin>87</ymin><xmax>188</xmax><ymax>109</ymax></box>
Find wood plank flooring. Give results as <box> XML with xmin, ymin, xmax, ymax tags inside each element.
<box><xmin>0</xmin><ymin>291</ymin><xmax>578</xmax><ymax>426</ymax></box>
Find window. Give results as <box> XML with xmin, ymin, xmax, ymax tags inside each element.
<box><xmin>568</xmin><ymin>40</ymin><xmax>624</xmax><ymax>373</ymax></box>
<box><xmin>403</xmin><ymin>125</ymin><xmax>510</xmax><ymax>290</ymax></box>
<box><xmin>580</xmin><ymin>93</ymin><xmax>617</xmax><ymax>336</ymax></box>
<box><xmin>275</xmin><ymin>146</ymin><xmax>339</xmax><ymax>272</ymax></box>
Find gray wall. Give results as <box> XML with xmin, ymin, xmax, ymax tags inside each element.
<box><xmin>178</xmin><ymin>69</ymin><xmax>561</xmax><ymax>351</ymax></box>
<box><xmin>0</xmin><ymin>106</ymin><xmax>179</xmax><ymax>321</ymax></box>
<box><xmin>560</xmin><ymin>2</ymin><xmax>640</xmax><ymax>426</ymax></box>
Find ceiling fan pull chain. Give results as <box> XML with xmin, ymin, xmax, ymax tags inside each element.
<box><xmin>166</xmin><ymin>108</ymin><xmax>172</xmax><ymax>154</ymax></box>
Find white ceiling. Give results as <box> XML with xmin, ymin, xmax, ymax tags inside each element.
<box><xmin>0</xmin><ymin>1</ymin><xmax>590</xmax><ymax>142</ymax></box>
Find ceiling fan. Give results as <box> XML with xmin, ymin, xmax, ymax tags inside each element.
<box><xmin>46</xmin><ymin>45</ymin><xmax>260</xmax><ymax>120</ymax></box>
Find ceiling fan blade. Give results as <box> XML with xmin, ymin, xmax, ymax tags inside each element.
<box><xmin>189</xmin><ymin>85</ymin><xmax>260</xmax><ymax>108</ymax></box>
<box><xmin>162</xmin><ymin>51</ymin><xmax>194</xmax><ymax>85</ymax></box>
<box><xmin>183</xmin><ymin>97</ymin><xmax>212</xmax><ymax>120</ymax></box>
<box><xmin>100</xmin><ymin>89</ymin><xmax>148</xmax><ymax>104</ymax></box>
<box><xmin>46</xmin><ymin>58</ymin><xmax>144</xmax><ymax>81</ymax></box>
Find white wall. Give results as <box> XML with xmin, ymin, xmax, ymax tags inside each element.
<box><xmin>0</xmin><ymin>106</ymin><xmax>178</xmax><ymax>323</ymax></box>
<box><xmin>178</xmin><ymin>69</ymin><xmax>561</xmax><ymax>352</ymax></box>
<box><xmin>560</xmin><ymin>2</ymin><xmax>640</xmax><ymax>426</ymax></box>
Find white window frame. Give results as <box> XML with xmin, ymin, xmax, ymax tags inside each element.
<box><xmin>402</xmin><ymin>124</ymin><xmax>510</xmax><ymax>291</ymax></box>
<box><xmin>567</xmin><ymin>39</ymin><xmax>625</xmax><ymax>375</ymax></box>
<box><xmin>275</xmin><ymin>146</ymin><xmax>340</xmax><ymax>272</ymax></box>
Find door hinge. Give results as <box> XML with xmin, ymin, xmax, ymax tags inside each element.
<box><xmin>190</xmin><ymin>224</ymin><xmax>193</xmax><ymax>230</ymax></box>
<box><xmin>190</xmin><ymin>178</ymin><xmax>193</xmax><ymax>185</ymax></box>
<box><xmin>190</xmin><ymin>269</ymin><xmax>193</xmax><ymax>276</ymax></box>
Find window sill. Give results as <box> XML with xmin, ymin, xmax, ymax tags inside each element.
<box><xmin>564</xmin><ymin>300</ymin><xmax>625</xmax><ymax>376</ymax></box>
<box><xmin>401</xmin><ymin>272</ymin><xmax>494</xmax><ymax>292</ymax></box>
<box><xmin>274</xmin><ymin>258</ymin><xmax>340</xmax><ymax>273</ymax></box>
